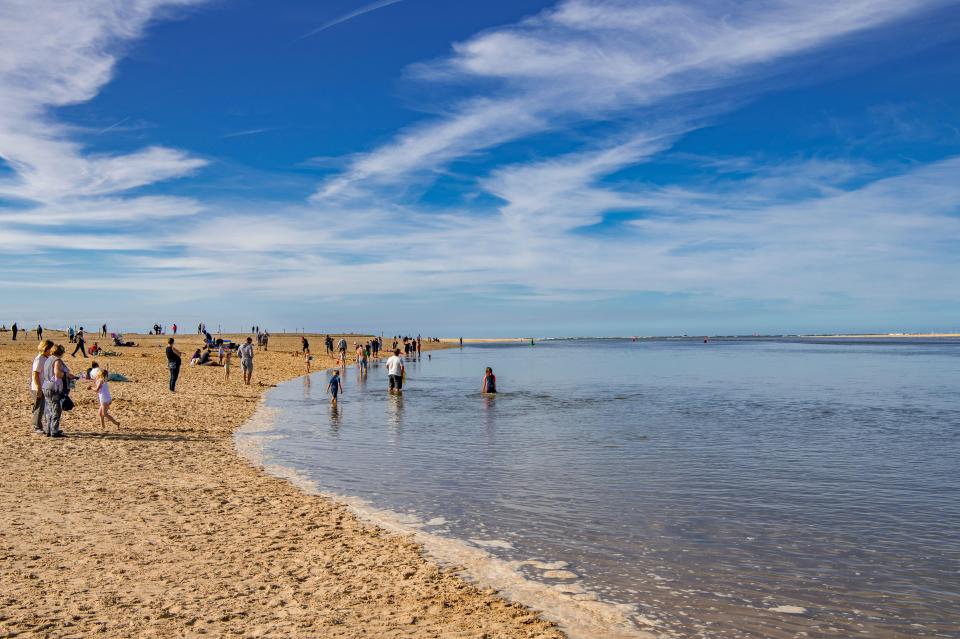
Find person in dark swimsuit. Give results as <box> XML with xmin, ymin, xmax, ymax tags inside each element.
<box><xmin>482</xmin><ymin>367</ymin><xmax>497</xmax><ymax>394</ymax></box>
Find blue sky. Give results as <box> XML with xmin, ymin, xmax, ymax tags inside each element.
<box><xmin>1</xmin><ymin>0</ymin><xmax>959</xmax><ymax>336</ymax></box>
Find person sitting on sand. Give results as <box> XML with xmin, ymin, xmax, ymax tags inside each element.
<box><xmin>326</xmin><ymin>370</ymin><xmax>343</xmax><ymax>405</ymax></box>
<box><xmin>190</xmin><ymin>348</ymin><xmax>202</xmax><ymax>365</ymax></box>
<box><xmin>482</xmin><ymin>367</ymin><xmax>497</xmax><ymax>394</ymax></box>
<box><xmin>94</xmin><ymin>368</ymin><xmax>120</xmax><ymax>429</ymax></box>
<box><xmin>197</xmin><ymin>345</ymin><xmax>219</xmax><ymax>366</ymax></box>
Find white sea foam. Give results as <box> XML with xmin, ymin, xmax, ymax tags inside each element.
<box><xmin>768</xmin><ymin>605</ymin><xmax>808</xmax><ymax>615</ymax></box>
<box><xmin>235</xmin><ymin>397</ymin><xmax>662</xmax><ymax>639</ymax></box>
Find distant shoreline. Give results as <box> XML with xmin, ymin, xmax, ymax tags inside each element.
<box><xmin>800</xmin><ymin>333</ymin><xmax>960</xmax><ymax>339</ymax></box>
<box><xmin>441</xmin><ymin>334</ymin><xmax>960</xmax><ymax>342</ymax></box>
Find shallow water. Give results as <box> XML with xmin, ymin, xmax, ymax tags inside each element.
<box><xmin>238</xmin><ymin>338</ymin><xmax>960</xmax><ymax>638</ymax></box>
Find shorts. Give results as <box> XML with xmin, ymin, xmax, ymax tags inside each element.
<box><xmin>389</xmin><ymin>374</ymin><xmax>403</xmax><ymax>390</ymax></box>
<box><xmin>241</xmin><ymin>359</ymin><xmax>253</xmax><ymax>370</ymax></box>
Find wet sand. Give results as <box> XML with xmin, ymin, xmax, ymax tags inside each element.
<box><xmin>0</xmin><ymin>331</ymin><xmax>564</xmax><ymax>638</ymax></box>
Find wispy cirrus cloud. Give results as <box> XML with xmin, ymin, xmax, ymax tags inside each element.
<box><xmin>298</xmin><ymin>0</ymin><xmax>404</xmax><ymax>40</ymax></box>
<box><xmin>2</xmin><ymin>0</ymin><xmax>958</xmax><ymax>331</ymax></box>
<box><xmin>316</xmin><ymin>0</ymin><xmax>947</xmax><ymax>199</ymax></box>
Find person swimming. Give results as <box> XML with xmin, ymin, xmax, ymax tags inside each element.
<box><xmin>482</xmin><ymin>367</ymin><xmax>497</xmax><ymax>394</ymax></box>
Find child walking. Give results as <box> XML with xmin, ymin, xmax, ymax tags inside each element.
<box><xmin>224</xmin><ymin>346</ymin><xmax>233</xmax><ymax>380</ymax></box>
<box><xmin>326</xmin><ymin>370</ymin><xmax>343</xmax><ymax>406</ymax></box>
<box><xmin>94</xmin><ymin>369</ymin><xmax>120</xmax><ymax>427</ymax></box>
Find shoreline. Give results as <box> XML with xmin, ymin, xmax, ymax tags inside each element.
<box><xmin>236</xmin><ymin>365</ymin><xmax>655</xmax><ymax>639</ymax></box>
<box><xmin>0</xmin><ymin>332</ymin><xmax>565</xmax><ymax>638</ymax></box>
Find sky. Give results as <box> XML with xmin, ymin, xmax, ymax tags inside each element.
<box><xmin>1</xmin><ymin>0</ymin><xmax>959</xmax><ymax>336</ymax></box>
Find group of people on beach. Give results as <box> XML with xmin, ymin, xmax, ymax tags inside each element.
<box><xmin>4</xmin><ymin>323</ymin><xmax>45</xmax><ymax>342</ymax></box>
<box><xmin>166</xmin><ymin>334</ymin><xmax>256</xmax><ymax>391</ymax></box>
<box><xmin>29</xmin><ymin>339</ymin><xmax>118</xmax><ymax>438</ymax></box>
<box><xmin>20</xmin><ymin>323</ymin><xmax>496</xmax><ymax>437</ymax></box>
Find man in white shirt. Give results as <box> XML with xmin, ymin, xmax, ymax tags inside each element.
<box><xmin>238</xmin><ymin>337</ymin><xmax>255</xmax><ymax>385</ymax></box>
<box><xmin>385</xmin><ymin>348</ymin><xmax>405</xmax><ymax>393</ymax></box>
<box><xmin>31</xmin><ymin>340</ymin><xmax>54</xmax><ymax>434</ymax></box>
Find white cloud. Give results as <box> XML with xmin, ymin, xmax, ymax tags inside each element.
<box><xmin>317</xmin><ymin>0</ymin><xmax>944</xmax><ymax>197</ymax></box>
<box><xmin>0</xmin><ymin>0</ymin><xmax>207</xmax><ymax>206</ymax></box>
<box><xmin>2</xmin><ymin>0</ymin><xmax>957</xmax><ymax>329</ymax></box>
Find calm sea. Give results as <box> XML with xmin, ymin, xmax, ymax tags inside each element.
<box><xmin>237</xmin><ymin>338</ymin><xmax>960</xmax><ymax>639</ymax></box>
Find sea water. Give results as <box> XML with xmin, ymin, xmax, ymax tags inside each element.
<box><xmin>236</xmin><ymin>338</ymin><xmax>960</xmax><ymax>638</ymax></box>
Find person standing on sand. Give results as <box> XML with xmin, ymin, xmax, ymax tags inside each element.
<box><xmin>43</xmin><ymin>345</ymin><xmax>76</xmax><ymax>437</ymax></box>
<box><xmin>36</xmin><ymin>324</ymin><xmax>43</xmax><ymax>340</ymax></box>
<box><xmin>386</xmin><ymin>348</ymin><xmax>404</xmax><ymax>393</ymax></box>
<box><xmin>239</xmin><ymin>337</ymin><xmax>255</xmax><ymax>385</ymax></box>
<box><xmin>301</xmin><ymin>336</ymin><xmax>310</xmax><ymax>356</ymax></box>
<box><xmin>11</xmin><ymin>322</ymin><xmax>17</xmax><ymax>341</ymax></box>
<box><xmin>30</xmin><ymin>339</ymin><xmax>54</xmax><ymax>434</ymax></box>
<box><xmin>172</xmin><ymin>323</ymin><xmax>177</xmax><ymax>335</ymax></box>
<box><xmin>224</xmin><ymin>345</ymin><xmax>233</xmax><ymax>380</ymax></box>
<box><xmin>481</xmin><ymin>367</ymin><xmax>497</xmax><ymax>394</ymax></box>
<box><xmin>71</xmin><ymin>328</ymin><xmax>87</xmax><ymax>358</ymax></box>
<box><xmin>337</xmin><ymin>337</ymin><xmax>347</xmax><ymax>361</ymax></box>
<box><xmin>93</xmin><ymin>368</ymin><xmax>120</xmax><ymax>428</ymax></box>
<box><xmin>326</xmin><ymin>370</ymin><xmax>342</xmax><ymax>405</ymax></box>
<box><xmin>166</xmin><ymin>338</ymin><xmax>183</xmax><ymax>392</ymax></box>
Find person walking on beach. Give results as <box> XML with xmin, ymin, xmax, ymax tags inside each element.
<box><xmin>386</xmin><ymin>348</ymin><xmax>404</xmax><ymax>393</ymax></box>
<box><xmin>11</xmin><ymin>322</ymin><xmax>17</xmax><ymax>341</ymax></box>
<box><xmin>93</xmin><ymin>368</ymin><xmax>120</xmax><ymax>429</ymax></box>
<box><xmin>36</xmin><ymin>324</ymin><xmax>43</xmax><ymax>341</ymax></box>
<box><xmin>101</xmin><ymin>323</ymin><xmax>107</xmax><ymax>337</ymax></box>
<box><xmin>172</xmin><ymin>323</ymin><xmax>177</xmax><ymax>335</ymax></box>
<box><xmin>42</xmin><ymin>345</ymin><xmax>75</xmax><ymax>437</ymax></box>
<box><xmin>224</xmin><ymin>345</ymin><xmax>233</xmax><ymax>380</ymax></box>
<box><xmin>337</xmin><ymin>337</ymin><xmax>347</xmax><ymax>361</ymax></box>
<box><xmin>325</xmin><ymin>335</ymin><xmax>333</xmax><ymax>355</ymax></box>
<box><xmin>166</xmin><ymin>338</ymin><xmax>183</xmax><ymax>392</ymax></box>
<box><xmin>357</xmin><ymin>345</ymin><xmax>368</xmax><ymax>376</ymax></box>
<box><xmin>301</xmin><ymin>336</ymin><xmax>310</xmax><ymax>356</ymax></box>
<box><xmin>482</xmin><ymin>367</ymin><xmax>497</xmax><ymax>394</ymax></box>
<box><xmin>239</xmin><ymin>337</ymin><xmax>255</xmax><ymax>385</ymax></box>
<box><xmin>30</xmin><ymin>339</ymin><xmax>54</xmax><ymax>434</ymax></box>
<box><xmin>326</xmin><ymin>370</ymin><xmax>343</xmax><ymax>405</ymax></box>
<box><xmin>71</xmin><ymin>328</ymin><xmax>87</xmax><ymax>358</ymax></box>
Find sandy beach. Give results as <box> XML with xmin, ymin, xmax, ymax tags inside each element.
<box><xmin>0</xmin><ymin>331</ymin><xmax>564</xmax><ymax>638</ymax></box>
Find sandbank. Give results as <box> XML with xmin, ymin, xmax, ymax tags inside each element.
<box><xmin>0</xmin><ymin>331</ymin><xmax>564</xmax><ymax>638</ymax></box>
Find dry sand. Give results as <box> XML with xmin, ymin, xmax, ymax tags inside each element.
<box><xmin>0</xmin><ymin>331</ymin><xmax>564</xmax><ymax>638</ymax></box>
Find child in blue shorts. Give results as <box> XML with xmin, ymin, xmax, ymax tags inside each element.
<box><xmin>326</xmin><ymin>370</ymin><xmax>343</xmax><ymax>405</ymax></box>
